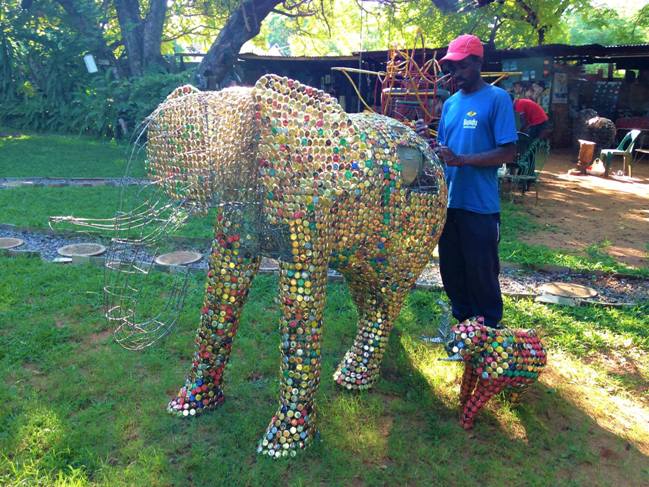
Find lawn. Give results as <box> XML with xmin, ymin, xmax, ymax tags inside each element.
<box><xmin>0</xmin><ymin>186</ymin><xmax>215</xmax><ymax>241</ymax></box>
<box><xmin>0</xmin><ymin>131</ymin><xmax>144</xmax><ymax>179</ymax></box>
<box><xmin>499</xmin><ymin>204</ymin><xmax>649</xmax><ymax>277</ymax></box>
<box><xmin>2</xmin><ymin>130</ymin><xmax>648</xmax><ymax>275</ymax></box>
<box><xmin>0</xmin><ymin>256</ymin><xmax>647</xmax><ymax>486</ymax></box>
<box><xmin>4</xmin><ymin>184</ymin><xmax>645</xmax><ymax>275</ymax></box>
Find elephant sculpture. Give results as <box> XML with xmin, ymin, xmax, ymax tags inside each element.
<box><xmin>143</xmin><ymin>75</ymin><xmax>447</xmax><ymax>457</ymax></box>
<box><xmin>443</xmin><ymin>317</ymin><xmax>547</xmax><ymax>430</ymax></box>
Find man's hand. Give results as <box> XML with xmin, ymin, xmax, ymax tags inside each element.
<box><xmin>435</xmin><ymin>145</ymin><xmax>464</xmax><ymax>166</ymax></box>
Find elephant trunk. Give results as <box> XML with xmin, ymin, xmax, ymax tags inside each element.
<box><xmin>104</xmin><ymin>85</ymin><xmax>263</xmax><ymax>349</ymax></box>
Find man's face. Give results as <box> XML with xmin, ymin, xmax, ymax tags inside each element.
<box><xmin>443</xmin><ymin>56</ymin><xmax>482</xmax><ymax>90</ymax></box>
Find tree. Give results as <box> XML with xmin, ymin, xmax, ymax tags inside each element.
<box><xmin>196</xmin><ymin>0</ymin><xmax>477</xmax><ymax>87</ymax></box>
<box><xmin>53</xmin><ymin>0</ymin><xmax>122</xmax><ymax>74</ymax></box>
<box><xmin>113</xmin><ymin>0</ymin><xmax>168</xmax><ymax>76</ymax></box>
<box><xmin>568</xmin><ymin>6</ymin><xmax>649</xmax><ymax>46</ymax></box>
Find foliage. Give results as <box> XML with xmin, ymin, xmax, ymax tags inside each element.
<box><xmin>2</xmin><ymin>0</ymin><xmax>647</xmax><ymax>137</ymax></box>
<box><xmin>254</xmin><ymin>0</ymin><xmax>590</xmax><ymax>55</ymax></box>
<box><xmin>1</xmin><ymin>69</ymin><xmax>193</xmax><ymax>137</ymax></box>
<box><xmin>0</xmin><ymin>256</ymin><xmax>647</xmax><ymax>485</ymax></box>
<box><xmin>567</xmin><ymin>6</ymin><xmax>649</xmax><ymax>45</ymax></box>
<box><xmin>255</xmin><ymin>0</ymin><xmax>648</xmax><ymax>56</ymax></box>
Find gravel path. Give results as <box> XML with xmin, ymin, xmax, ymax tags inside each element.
<box><xmin>417</xmin><ymin>263</ymin><xmax>648</xmax><ymax>305</ymax></box>
<box><xmin>2</xmin><ymin>225</ymin><xmax>647</xmax><ymax>305</ymax></box>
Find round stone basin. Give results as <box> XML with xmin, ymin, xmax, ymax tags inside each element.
<box><xmin>538</xmin><ymin>282</ymin><xmax>597</xmax><ymax>299</ymax></box>
<box><xmin>0</xmin><ymin>237</ymin><xmax>24</xmax><ymax>249</ymax></box>
<box><xmin>57</xmin><ymin>243</ymin><xmax>107</xmax><ymax>257</ymax></box>
<box><xmin>155</xmin><ymin>251</ymin><xmax>202</xmax><ymax>266</ymax></box>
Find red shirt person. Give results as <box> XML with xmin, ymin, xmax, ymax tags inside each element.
<box><xmin>513</xmin><ymin>98</ymin><xmax>550</xmax><ymax>139</ymax></box>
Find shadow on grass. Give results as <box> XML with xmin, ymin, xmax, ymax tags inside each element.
<box><xmin>1</xmin><ymin>260</ymin><xmax>647</xmax><ymax>486</ymax></box>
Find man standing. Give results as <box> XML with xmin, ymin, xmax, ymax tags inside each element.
<box><xmin>513</xmin><ymin>97</ymin><xmax>550</xmax><ymax>140</ymax></box>
<box><xmin>419</xmin><ymin>34</ymin><xmax>517</xmax><ymax>328</ymax></box>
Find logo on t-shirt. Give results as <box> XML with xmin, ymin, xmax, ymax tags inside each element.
<box><xmin>463</xmin><ymin>111</ymin><xmax>478</xmax><ymax>129</ymax></box>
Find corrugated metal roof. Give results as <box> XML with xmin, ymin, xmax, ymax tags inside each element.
<box><xmin>177</xmin><ymin>43</ymin><xmax>649</xmax><ymax>66</ymax></box>
<box><xmin>238</xmin><ymin>53</ymin><xmax>359</xmax><ymax>63</ymax></box>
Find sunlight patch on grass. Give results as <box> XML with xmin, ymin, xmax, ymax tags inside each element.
<box><xmin>403</xmin><ymin>334</ymin><xmax>531</xmax><ymax>444</ymax></box>
<box><xmin>489</xmin><ymin>401</ymin><xmax>530</xmax><ymax>444</ymax></box>
<box><xmin>542</xmin><ymin>351</ymin><xmax>649</xmax><ymax>455</ymax></box>
<box><xmin>16</xmin><ymin>407</ymin><xmax>64</xmax><ymax>458</ymax></box>
<box><xmin>0</xmin><ymin>406</ymin><xmax>89</xmax><ymax>487</ymax></box>
<box><xmin>400</xmin><ymin>334</ymin><xmax>459</xmax><ymax>409</ymax></box>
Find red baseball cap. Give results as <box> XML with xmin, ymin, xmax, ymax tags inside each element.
<box><xmin>440</xmin><ymin>34</ymin><xmax>484</xmax><ymax>63</ymax></box>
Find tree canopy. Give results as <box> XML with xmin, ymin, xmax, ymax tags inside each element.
<box><xmin>1</xmin><ymin>0</ymin><xmax>647</xmax><ymax>136</ymax></box>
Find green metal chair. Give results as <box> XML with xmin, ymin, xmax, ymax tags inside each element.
<box><xmin>600</xmin><ymin>129</ymin><xmax>641</xmax><ymax>177</ymax></box>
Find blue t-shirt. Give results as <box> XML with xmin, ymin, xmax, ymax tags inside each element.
<box><xmin>437</xmin><ymin>84</ymin><xmax>517</xmax><ymax>214</ymax></box>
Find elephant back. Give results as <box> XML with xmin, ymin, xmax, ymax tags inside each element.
<box><xmin>253</xmin><ymin>75</ymin><xmax>369</xmax><ymax>225</ymax></box>
<box><xmin>145</xmin><ymin>85</ymin><xmax>259</xmax><ymax>211</ymax></box>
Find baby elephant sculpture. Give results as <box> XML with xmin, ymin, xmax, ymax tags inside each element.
<box><xmin>146</xmin><ymin>75</ymin><xmax>447</xmax><ymax>457</ymax></box>
<box><xmin>444</xmin><ymin>318</ymin><xmax>547</xmax><ymax>429</ymax></box>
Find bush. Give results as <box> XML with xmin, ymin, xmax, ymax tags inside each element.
<box><xmin>1</xmin><ymin>70</ymin><xmax>194</xmax><ymax>138</ymax></box>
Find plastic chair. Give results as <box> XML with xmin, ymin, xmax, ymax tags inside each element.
<box><xmin>498</xmin><ymin>132</ymin><xmax>529</xmax><ymax>196</ymax></box>
<box><xmin>600</xmin><ymin>129</ymin><xmax>641</xmax><ymax>177</ymax></box>
<box><xmin>504</xmin><ymin>139</ymin><xmax>550</xmax><ymax>204</ymax></box>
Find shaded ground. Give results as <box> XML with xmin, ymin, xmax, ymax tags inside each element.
<box><xmin>509</xmin><ymin>148</ymin><xmax>649</xmax><ymax>269</ymax></box>
<box><xmin>0</xmin><ymin>257</ymin><xmax>647</xmax><ymax>486</ymax></box>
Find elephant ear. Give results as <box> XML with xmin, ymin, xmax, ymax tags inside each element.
<box><xmin>253</xmin><ymin>75</ymin><xmax>366</xmax><ymax>224</ymax></box>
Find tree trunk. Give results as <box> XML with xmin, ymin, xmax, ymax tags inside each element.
<box><xmin>197</xmin><ymin>0</ymin><xmax>282</xmax><ymax>88</ymax></box>
<box><xmin>142</xmin><ymin>0</ymin><xmax>168</xmax><ymax>68</ymax></box>
<box><xmin>114</xmin><ymin>0</ymin><xmax>145</xmax><ymax>77</ymax></box>
<box><xmin>114</xmin><ymin>0</ymin><xmax>169</xmax><ymax>77</ymax></box>
<box><xmin>488</xmin><ymin>16</ymin><xmax>501</xmax><ymax>47</ymax></box>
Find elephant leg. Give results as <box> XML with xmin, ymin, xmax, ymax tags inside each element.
<box><xmin>167</xmin><ymin>232</ymin><xmax>260</xmax><ymax>418</ymax></box>
<box><xmin>333</xmin><ymin>280</ymin><xmax>403</xmax><ymax>391</ymax></box>
<box><xmin>460</xmin><ymin>378</ymin><xmax>506</xmax><ymax>430</ymax></box>
<box><xmin>257</xmin><ymin>259</ymin><xmax>328</xmax><ymax>458</ymax></box>
<box><xmin>459</xmin><ymin>363</ymin><xmax>479</xmax><ymax>406</ymax></box>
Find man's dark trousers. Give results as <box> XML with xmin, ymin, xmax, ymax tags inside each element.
<box><xmin>438</xmin><ymin>208</ymin><xmax>502</xmax><ymax>327</ymax></box>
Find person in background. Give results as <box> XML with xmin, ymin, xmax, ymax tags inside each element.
<box><xmin>417</xmin><ymin>34</ymin><xmax>517</xmax><ymax>328</ymax></box>
<box><xmin>513</xmin><ymin>97</ymin><xmax>550</xmax><ymax>140</ymax></box>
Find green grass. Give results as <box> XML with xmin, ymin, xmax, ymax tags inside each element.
<box><xmin>1</xmin><ymin>255</ymin><xmax>647</xmax><ymax>486</ymax></box>
<box><xmin>2</xmin><ymin>187</ymin><xmax>646</xmax><ymax>276</ymax></box>
<box><xmin>0</xmin><ymin>131</ymin><xmax>144</xmax><ymax>178</ymax></box>
<box><xmin>0</xmin><ymin>186</ymin><xmax>214</xmax><ymax>241</ymax></box>
<box><xmin>500</xmin><ymin>202</ymin><xmax>649</xmax><ymax>277</ymax></box>
<box><xmin>1</xmin><ymin>130</ymin><xmax>647</xmax><ymax>275</ymax></box>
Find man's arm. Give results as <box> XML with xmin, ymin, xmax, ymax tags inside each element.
<box><xmin>436</xmin><ymin>143</ymin><xmax>516</xmax><ymax>167</ymax></box>
<box><xmin>519</xmin><ymin>113</ymin><xmax>529</xmax><ymax>131</ymax></box>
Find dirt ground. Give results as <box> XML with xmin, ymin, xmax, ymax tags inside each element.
<box><xmin>511</xmin><ymin>148</ymin><xmax>649</xmax><ymax>269</ymax></box>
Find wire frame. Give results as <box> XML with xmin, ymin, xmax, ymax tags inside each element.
<box><xmin>49</xmin><ymin>86</ymin><xmax>263</xmax><ymax>349</ymax></box>
<box><xmin>107</xmin><ymin>86</ymin><xmax>266</xmax><ymax>349</ymax></box>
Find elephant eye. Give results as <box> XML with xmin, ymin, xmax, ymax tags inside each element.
<box><xmin>396</xmin><ymin>145</ymin><xmax>423</xmax><ymax>186</ymax></box>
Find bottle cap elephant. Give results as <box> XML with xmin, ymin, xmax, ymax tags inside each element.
<box><xmin>134</xmin><ymin>74</ymin><xmax>448</xmax><ymax>457</ymax></box>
